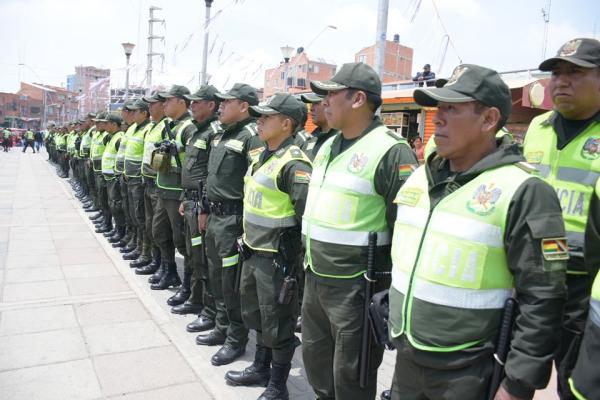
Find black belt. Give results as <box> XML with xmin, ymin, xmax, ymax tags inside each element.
<box><xmin>144</xmin><ymin>177</ymin><xmax>156</xmax><ymax>187</ymax></box>
<box><xmin>209</xmin><ymin>200</ymin><xmax>243</xmax><ymax>216</ymax></box>
<box><xmin>184</xmin><ymin>189</ymin><xmax>199</xmax><ymax>201</ymax></box>
<box><xmin>254</xmin><ymin>249</ymin><xmax>276</xmax><ymax>258</ymax></box>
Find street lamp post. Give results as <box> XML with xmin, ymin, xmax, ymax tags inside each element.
<box><xmin>121</xmin><ymin>42</ymin><xmax>135</xmax><ymax>101</ymax></box>
<box><xmin>200</xmin><ymin>0</ymin><xmax>214</xmax><ymax>86</ymax></box>
<box><xmin>280</xmin><ymin>45</ymin><xmax>294</xmax><ymax>93</ymax></box>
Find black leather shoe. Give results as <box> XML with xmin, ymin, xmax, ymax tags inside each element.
<box><xmin>380</xmin><ymin>390</ymin><xmax>391</xmax><ymax>400</ymax></box>
<box><xmin>89</xmin><ymin>213</ymin><xmax>103</xmax><ymax>221</ymax></box>
<box><xmin>148</xmin><ymin>263</ymin><xmax>165</xmax><ymax>284</ymax></box>
<box><xmin>84</xmin><ymin>206</ymin><xmax>99</xmax><ymax>213</ymax></box>
<box><xmin>113</xmin><ymin>239</ymin><xmax>127</xmax><ymax>248</ymax></box>
<box><xmin>166</xmin><ymin>287</ymin><xmax>190</xmax><ymax>306</ymax></box>
<box><xmin>107</xmin><ymin>233</ymin><xmax>124</xmax><ymax>243</ymax></box>
<box><xmin>195</xmin><ymin>331</ymin><xmax>226</xmax><ymax>346</ymax></box>
<box><xmin>135</xmin><ymin>260</ymin><xmax>160</xmax><ymax>275</ymax></box>
<box><xmin>186</xmin><ymin>316</ymin><xmax>216</xmax><ymax>332</ymax></box>
<box><xmin>211</xmin><ymin>344</ymin><xmax>246</xmax><ymax>366</ymax></box>
<box><xmin>95</xmin><ymin>225</ymin><xmax>112</xmax><ymax>234</ymax></box>
<box><xmin>150</xmin><ymin>270</ymin><xmax>181</xmax><ymax>290</ymax></box>
<box><xmin>171</xmin><ymin>302</ymin><xmax>203</xmax><ymax>315</ymax></box>
<box><xmin>225</xmin><ymin>364</ymin><xmax>270</xmax><ymax>387</ymax></box>
<box><xmin>103</xmin><ymin>228</ymin><xmax>117</xmax><ymax>237</ymax></box>
<box><xmin>122</xmin><ymin>250</ymin><xmax>140</xmax><ymax>260</ymax></box>
<box><xmin>129</xmin><ymin>257</ymin><xmax>151</xmax><ymax>269</ymax></box>
<box><xmin>120</xmin><ymin>244</ymin><xmax>137</xmax><ymax>254</ymax></box>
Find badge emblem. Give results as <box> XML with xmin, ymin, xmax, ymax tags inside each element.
<box><xmin>525</xmin><ymin>151</ymin><xmax>544</xmax><ymax>164</ymax></box>
<box><xmin>263</xmin><ymin>161</ymin><xmax>278</xmax><ymax>174</ymax></box>
<box><xmin>445</xmin><ymin>65</ymin><xmax>468</xmax><ymax>87</ymax></box>
<box><xmin>581</xmin><ymin>137</ymin><xmax>600</xmax><ymax>160</ymax></box>
<box><xmin>347</xmin><ymin>153</ymin><xmax>368</xmax><ymax>174</ymax></box>
<box><xmin>466</xmin><ymin>183</ymin><xmax>502</xmax><ymax>216</ymax></box>
<box><xmin>558</xmin><ymin>39</ymin><xmax>582</xmax><ymax>57</ymax></box>
<box><xmin>541</xmin><ymin>238</ymin><xmax>570</xmax><ymax>261</ymax></box>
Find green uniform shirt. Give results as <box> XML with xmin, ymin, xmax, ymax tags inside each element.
<box><xmin>181</xmin><ymin>115</ymin><xmax>220</xmax><ymax>191</ymax></box>
<box><xmin>300</xmin><ymin>127</ymin><xmax>339</xmax><ymax>161</ymax></box>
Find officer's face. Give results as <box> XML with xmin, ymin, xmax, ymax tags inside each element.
<box><xmin>322</xmin><ymin>89</ymin><xmax>355</xmax><ymax>130</ymax></box>
<box><xmin>257</xmin><ymin>113</ymin><xmax>290</xmax><ymax>143</ymax></box>
<box><xmin>132</xmin><ymin>109</ymin><xmax>148</xmax><ymax>124</ymax></box>
<box><xmin>432</xmin><ymin>101</ymin><xmax>487</xmax><ymax>162</ymax></box>
<box><xmin>550</xmin><ymin>61</ymin><xmax>600</xmax><ymax>120</ymax></box>
<box><xmin>311</xmin><ymin>102</ymin><xmax>328</xmax><ymax>127</ymax></box>
<box><xmin>219</xmin><ymin>99</ymin><xmax>246</xmax><ymax>125</ymax></box>
<box><xmin>148</xmin><ymin>101</ymin><xmax>165</xmax><ymax>121</ymax></box>
<box><xmin>191</xmin><ymin>100</ymin><xmax>214</xmax><ymax>123</ymax></box>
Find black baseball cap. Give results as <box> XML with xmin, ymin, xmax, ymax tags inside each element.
<box><xmin>414</xmin><ymin>64</ymin><xmax>511</xmax><ymax>124</ymax></box>
<box><xmin>86</xmin><ymin>112</ymin><xmax>97</xmax><ymax>119</ymax></box>
<box><xmin>158</xmin><ymin>85</ymin><xmax>191</xmax><ymax>100</ymax></box>
<box><xmin>142</xmin><ymin>92</ymin><xmax>164</xmax><ymax>103</ymax></box>
<box><xmin>126</xmin><ymin>99</ymin><xmax>149</xmax><ymax>112</ymax></box>
<box><xmin>311</xmin><ymin>62</ymin><xmax>381</xmax><ymax>96</ymax></box>
<box><xmin>539</xmin><ymin>38</ymin><xmax>600</xmax><ymax>71</ymax></box>
<box><xmin>106</xmin><ymin>112</ymin><xmax>123</xmax><ymax>125</ymax></box>
<box><xmin>300</xmin><ymin>93</ymin><xmax>324</xmax><ymax>104</ymax></box>
<box><xmin>184</xmin><ymin>85</ymin><xmax>220</xmax><ymax>101</ymax></box>
<box><xmin>121</xmin><ymin>100</ymin><xmax>136</xmax><ymax>111</ymax></box>
<box><xmin>215</xmin><ymin>83</ymin><xmax>259</xmax><ymax>106</ymax></box>
<box><xmin>249</xmin><ymin>93</ymin><xmax>304</xmax><ymax>123</ymax></box>
<box><xmin>93</xmin><ymin>112</ymin><xmax>108</xmax><ymax>122</ymax></box>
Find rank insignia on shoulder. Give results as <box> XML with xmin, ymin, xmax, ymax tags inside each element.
<box><xmin>294</xmin><ymin>170</ymin><xmax>310</xmax><ymax>184</ymax></box>
<box><xmin>541</xmin><ymin>237</ymin><xmax>570</xmax><ymax>261</ymax></box>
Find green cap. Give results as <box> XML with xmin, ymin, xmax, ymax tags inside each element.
<box><xmin>184</xmin><ymin>85</ymin><xmax>220</xmax><ymax>101</ymax></box>
<box><xmin>249</xmin><ymin>93</ymin><xmax>304</xmax><ymax>123</ymax></box>
<box><xmin>126</xmin><ymin>99</ymin><xmax>149</xmax><ymax>112</ymax></box>
<box><xmin>142</xmin><ymin>92</ymin><xmax>164</xmax><ymax>103</ymax></box>
<box><xmin>214</xmin><ymin>83</ymin><xmax>259</xmax><ymax>106</ymax></box>
<box><xmin>300</xmin><ymin>93</ymin><xmax>324</xmax><ymax>104</ymax></box>
<box><xmin>539</xmin><ymin>38</ymin><xmax>600</xmax><ymax>70</ymax></box>
<box><xmin>414</xmin><ymin>64</ymin><xmax>511</xmax><ymax>123</ymax></box>
<box><xmin>93</xmin><ymin>112</ymin><xmax>108</xmax><ymax>122</ymax></box>
<box><xmin>86</xmin><ymin>112</ymin><xmax>97</xmax><ymax>119</ymax></box>
<box><xmin>311</xmin><ymin>62</ymin><xmax>381</xmax><ymax>96</ymax></box>
<box><xmin>158</xmin><ymin>85</ymin><xmax>191</xmax><ymax>100</ymax></box>
<box><xmin>106</xmin><ymin>112</ymin><xmax>123</xmax><ymax>125</ymax></box>
<box><xmin>121</xmin><ymin>100</ymin><xmax>136</xmax><ymax>111</ymax></box>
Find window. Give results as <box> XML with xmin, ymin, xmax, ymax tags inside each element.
<box><xmin>358</xmin><ymin>54</ymin><xmax>367</xmax><ymax>63</ymax></box>
<box><xmin>30</xmin><ymin>107</ymin><xmax>41</xmax><ymax>115</ymax></box>
<box><xmin>297</xmin><ymin>78</ymin><xmax>306</xmax><ymax>88</ymax></box>
<box><xmin>287</xmin><ymin>77</ymin><xmax>293</xmax><ymax>87</ymax></box>
<box><xmin>308</xmin><ymin>64</ymin><xmax>320</xmax><ymax>73</ymax></box>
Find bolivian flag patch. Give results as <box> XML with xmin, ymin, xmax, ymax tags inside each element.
<box><xmin>398</xmin><ymin>164</ymin><xmax>416</xmax><ymax>177</ymax></box>
<box><xmin>294</xmin><ymin>170</ymin><xmax>310</xmax><ymax>184</ymax></box>
<box><xmin>541</xmin><ymin>237</ymin><xmax>569</xmax><ymax>261</ymax></box>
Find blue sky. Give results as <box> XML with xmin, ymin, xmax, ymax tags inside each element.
<box><xmin>0</xmin><ymin>0</ymin><xmax>597</xmax><ymax>94</ymax></box>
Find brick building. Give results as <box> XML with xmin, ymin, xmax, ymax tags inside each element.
<box><xmin>263</xmin><ymin>48</ymin><xmax>337</xmax><ymax>98</ymax></box>
<box><xmin>67</xmin><ymin>66</ymin><xmax>111</xmax><ymax>116</ymax></box>
<box><xmin>355</xmin><ymin>34</ymin><xmax>413</xmax><ymax>83</ymax></box>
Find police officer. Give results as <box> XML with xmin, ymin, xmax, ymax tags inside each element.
<box><xmin>101</xmin><ymin>112</ymin><xmax>127</xmax><ymax>242</ymax></box>
<box><xmin>136</xmin><ymin>93</ymin><xmax>170</xmax><ymax>277</ymax></box>
<box><xmin>123</xmin><ymin>100</ymin><xmax>154</xmax><ymax>264</ymax></box>
<box><xmin>90</xmin><ymin>113</ymin><xmax>113</xmax><ymax>234</ymax></box>
<box><xmin>388</xmin><ymin>64</ymin><xmax>567</xmax><ymax>400</ymax></box>
<box><xmin>81</xmin><ymin>113</ymin><xmax>99</xmax><ymax>212</ymax></box>
<box><xmin>225</xmin><ymin>93</ymin><xmax>311</xmax><ymax>400</ymax></box>
<box><xmin>22</xmin><ymin>129</ymin><xmax>35</xmax><ymax>153</ymax></box>
<box><xmin>301</xmin><ymin>62</ymin><xmax>418</xmax><ymax>400</ymax></box>
<box><xmin>55</xmin><ymin>126</ymin><xmax>68</xmax><ymax>178</ymax></box>
<box><xmin>196</xmin><ymin>83</ymin><xmax>264</xmax><ymax>367</ymax></box>
<box><xmin>523</xmin><ymin>37</ymin><xmax>600</xmax><ymax>400</ymax></box>
<box><xmin>299</xmin><ymin>93</ymin><xmax>339</xmax><ymax>161</ymax></box>
<box><xmin>171</xmin><ymin>86</ymin><xmax>220</xmax><ymax>329</ymax></box>
<box><xmin>151</xmin><ymin>85</ymin><xmax>196</xmax><ymax>291</ymax></box>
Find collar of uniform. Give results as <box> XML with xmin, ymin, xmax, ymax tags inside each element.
<box><xmin>174</xmin><ymin>111</ymin><xmax>192</xmax><ymax>123</ymax></box>
<box><xmin>135</xmin><ymin>119</ymin><xmax>151</xmax><ymax>131</ymax></box>
<box><xmin>193</xmin><ymin>114</ymin><xmax>218</xmax><ymax>133</ymax></box>
<box><xmin>258</xmin><ymin>135</ymin><xmax>295</xmax><ymax>165</ymax></box>
<box><xmin>223</xmin><ymin>117</ymin><xmax>255</xmax><ymax>134</ymax></box>
<box><xmin>542</xmin><ymin>109</ymin><xmax>600</xmax><ymax>126</ymax></box>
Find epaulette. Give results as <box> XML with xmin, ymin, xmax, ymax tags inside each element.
<box><xmin>515</xmin><ymin>161</ymin><xmax>536</xmax><ymax>174</ymax></box>
<box><xmin>210</xmin><ymin>120</ymin><xmax>222</xmax><ymax>134</ymax></box>
<box><xmin>275</xmin><ymin>148</ymin><xmax>286</xmax><ymax>158</ymax></box>
<box><xmin>385</xmin><ymin>129</ymin><xmax>403</xmax><ymax>141</ymax></box>
<box><xmin>289</xmin><ymin>146</ymin><xmax>303</xmax><ymax>158</ymax></box>
<box><xmin>244</xmin><ymin>124</ymin><xmax>258</xmax><ymax>136</ymax></box>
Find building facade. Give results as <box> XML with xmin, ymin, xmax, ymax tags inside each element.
<box><xmin>355</xmin><ymin>34</ymin><xmax>414</xmax><ymax>83</ymax></box>
<box><xmin>67</xmin><ymin>65</ymin><xmax>111</xmax><ymax>116</ymax></box>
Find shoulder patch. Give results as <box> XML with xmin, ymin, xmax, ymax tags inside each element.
<box><xmin>541</xmin><ymin>237</ymin><xmax>570</xmax><ymax>261</ymax></box>
<box><xmin>398</xmin><ymin>164</ymin><xmax>416</xmax><ymax>177</ymax></box>
<box><xmin>294</xmin><ymin>170</ymin><xmax>310</xmax><ymax>184</ymax></box>
<box><xmin>289</xmin><ymin>147</ymin><xmax>303</xmax><ymax>158</ymax></box>
<box><xmin>514</xmin><ymin>161</ymin><xmax>536</xmax><ymax>174</ymax></box>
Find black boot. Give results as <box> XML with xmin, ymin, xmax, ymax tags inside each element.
<box><xmin>225</xmin><ymin>345</ymin><xmax>272</xmax><ymax>387</ymax></box>
<box><xmin>122</xmin><ymin>249</ymin><xmax>140</xmax><ymax>260</ymax></box>
<box><xmin>136</xmin><ymin>258</ymin><xmax>160</xmax><ymax>275</ymax></box>
<box><xmin>108</xmin><ymin>227</ymin><xmax>126</xmax><ymax>243</ymax></box>
<box><xmin>380</xmin><ymin>390</ymin><xmax>391</xmax><ymax>400</ymax></box>
<box><xmin>89</xmin><ymin>212</ymin><xmax>103</xmax><ymax>221</ymax></box>
<box><xmin>95</xmin><ymin>222</ymin><xmax>112</xmax><ymax>234</ymax></box>
<box><xmin>119</xmin><ymin>240</ymin><xmax>137</xmax><ymax>254</ymax></box>
<box><xmin>257</xmin><ymin>362</ymin><xmax>290</xmax><ymax>400</ymax></box>
<box><xmin>166</xmin><ymin>271</ymin><xmax>191</xmax><ymax>306</ymax></box>
<box><xmin>150</xmin><ymin>262</ymin><xmax>181</xmax><ymax>290</ymax></box>
<box><xmin>130</xmin><ymin>255</ymin><xmax>152</xmax><ymax>269</ymax></box>
<box><xmin>103</xmin><ymin>227</ymin><xmax>118</xmax><ymax>237</ymax></box>
<box><xmin>148</xmin><ymin>262</ymin><xmax>165</xmax><ymax>284</ymax></box>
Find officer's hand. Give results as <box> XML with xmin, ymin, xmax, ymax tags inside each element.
<box><xmin>198</xmin><ymin>212</ymin><xmax>208</xmax><ymax>232</ymax></box>
<box><xmin>178</xmin><ymin>202</ymin><xmax>184</xmax><ymax>216</ymax></box>
<box><xmin>493</xmin><ymin>385</ymin><xmax>524</xmax><ymax>400</ymax></box>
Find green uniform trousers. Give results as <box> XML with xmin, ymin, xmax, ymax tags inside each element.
<box><xmin>240</xmin><ymin>254</ymin><xmax>299</xmax><ymax>364</ymax></box>
<box><xmin>85</xmin><ymin>160</ymin><xmax>98</xmax><ymax>208</ymax></box>
<box><xmin>106</xmin><ymin>178</ymin><xmax>125</xmax><ymax>228</ymax></box>
<box><xmin>94</xmin><ymin>173</ymin><xmax>111</xmax><ymax>221</ymax></box>
<box><xmin>119</xmin><ymin>175</ymin><xmax>133</xmax><ymax>234</ymax></box>
<box><xmin>302</xmin><ymin>272</ymin><xmax>384</xmax><ymax>400</ymax></box>
<box><xmin>127</xmin><ymin>177</ymin><xmax>150</xmax><ymax>257</ymax></box>
<box><xmin>556</xmin><ymin>273</ymin><xmax>594</xmax><ymax>400</ymax></box>
<box><xmin>182</xmin><ymin>199</ymin><xmax>215</xmax><ymax>320</ymax></box>
<box><xmin>143</xmin><ymin>179</ymin><xmax>163</xmax><ymax>260</ymax></box>
<box><xmin>154</xmin><ymin>197</ymin><xmax>186</xmax><ymax>265</ymax></box>
<box><xmin>390</xmin><ymin>337</ymin><xmax>494</xmax><ymax>400</ymax></box>
<box><xmin>205</xmin><ymin>213</ymin><xmax>248</xmax><ymax>348</ymax></box>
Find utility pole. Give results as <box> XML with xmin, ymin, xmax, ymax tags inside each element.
<box><xmin>541</xmin><ymin>0</ymin><xmax>551</xmax><ymax>61</ymax></box>
<box><xmin>374</xmin><ymin>0</ymin><xmax>389</xmax><ymax>83</ymax></box>
<box><xmin>147</xmin><ymin>6</ymin><xmax>165</xmax><ymax>95</ymax></box>
<box><xmin>200</xmin><ymin>0</ymin><xmax>214</xmax><ymax>86</ymax></box>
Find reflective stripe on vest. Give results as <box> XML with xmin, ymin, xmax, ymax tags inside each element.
<box><xmin>102</xmin><ymin>132</ymin><xmax>123</xmax><ymax>175</ymax></box>
<box><xmin>156</xmin><ymin>118</ymin><xmax>193</xmax><ymax>191</ymax></box>
<box><xmin>91</xmin><ymin>131</ymin><xmax>108</xmax><ymax>172</ymax></box>
<box><xmin>222</xmin><ymin>254</ymin><xmax>239</xmax><ymax>268</ymax></box>
<box><xmin>125</xmin><ymin>122</ymin><xmax>153</xmax><ymax>177</ymax></box>
<box><xmin>302</xmin><ymin>125</ymin><xmax>406</xmax><ymax>278</ymax></box>
<box><xmin>523</xmin><ymin>112</ymin><xmax>600</xmax><ymax>269</ymax></box>
<box><xmin>142</xmin><ymin>118</ymin><xmax>169</xmax><ymax>177</ymax></box>
<box><xmin>389</xmin><ymin>164</ymin><xmax>534</xmax><ymax>352</ymax></box>
<box><xmin>116</xmin><ymin>123</ymin><xmax>136</xmax><ymax>173</ymax></box>
<box><xmin>243</xmin><ymin>145</ymin><xmax>310</xmax><ymax>252</ymax></box>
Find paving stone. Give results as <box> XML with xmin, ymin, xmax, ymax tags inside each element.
<box><xmin>105</xmin><ymin>382</ymin><xmax>210</xmax><ymax>400</ymax></box>
<box><xmin>75</xmin><ymin>298</ymin><xmax>150</xmax><ymax>326</ymax></box>
<box><xmin>67</xmin><ymin>276</ymin><xmax>130</xmax><ymax>296</ymax></box>
<box><xmin>94</xmin><ymin>346</ymin><xmax>196</xmax><ymax>397</ymax></box>
<box><xmin>5</xmin><ymin>252</ymin><xmax>60</xmax><ymax>268</ymax></box>
<box><xmin>53</xmin><ymin>237</ymin><xmax>102</xmax><ymax>249</ymax></box>
<box><xmin>2</xmin><ymin>280</ymin><xmax>69</xmax><ymax>302</ymax></box>
<box><xmin>62</xmin><ymin>263</ymin><xmax>118</xmax><ymax>279</ymax></box>
<box><xmin>8</xmin><ymin>239</ymin><xmax>55</xmax><ymax>252</ymax></box>
<box><xmin>5</xmin><ymin>267</ymin><xmax>63</xmax><ymax>283</ymax></box>
<box><xmin>83</xmin><ymin>320</ymin><xmax>170</xmax><ymax>355</ymax></box>
<box><xmin>58</xmin><ymin>248</ymin><xmax>110</xmax><ymax>265</ymax></box>
<box><xmin>0</xmin><ymin>328</ymin><xmax>87</xmax><ymax>371</ymax></box>
<box><xmin>0</xmin><ymin>359</ymin><xmax>101</xmax><ymax>400</ymax></box>
<box><xmin>0</xmin><ymin>305</ymin><xmax>77</xmax><ymax>336</ymax></box>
